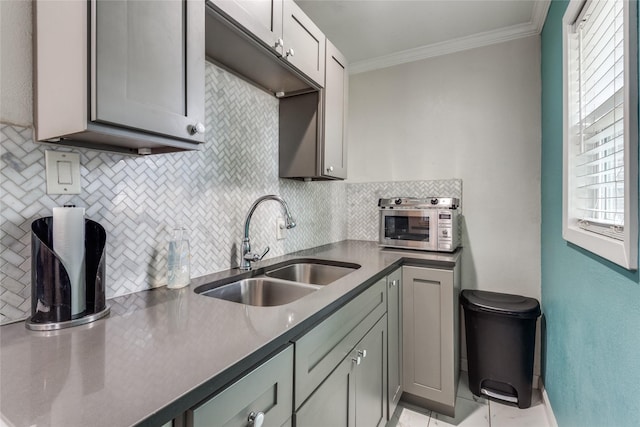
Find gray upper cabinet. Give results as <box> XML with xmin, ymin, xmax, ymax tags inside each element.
<box><xmin>95</xmin><ymin>0</ymin><xmax>205</xmax><ymax>144</ymax></box>
<box><xmin>207</xmin><ymin>0</ymin><xmax>324</xmax><ymax>88</ymax></box>
<box><xmin>282</xmin><ymin>0</ymin><xmax>325</xmax><ymax>87</ymax></box>
<box><xmin>34</xmin><ymin>0</ymin><xmax>205</xmax><ymax>155</ymax></box>
<box><xmin>279</xmin><ymin>40</ymin><xmax>348</xmax><ymax>180</ymax></box>
<box><xmin>210</xmin><ymin>0</ymin><xmax>284</xmax><ymax>55</ymax></box>
<box><xmin>402</xmin><ymin>265</ymin><xmax>461</xmax><ymax>418</ymax></box>
<box><xmin>322</xmin><ymin>40</ymin><xmax>348</xmax><ymax>178</ymax></box>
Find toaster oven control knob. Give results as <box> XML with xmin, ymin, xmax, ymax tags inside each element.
<box><xmin>395</xmin><ymin>198</ymin><xmax>402</xmax><ymax>205</ymax></box>
<box><xmin>430</xmin><ymin>198</ymin><xmax>438</xmax><ymax>205</ymax></box>
<box><xmin>442</xmin><ymin>229</ymin><xmax>449</xmax><ymax>236</ymax></box>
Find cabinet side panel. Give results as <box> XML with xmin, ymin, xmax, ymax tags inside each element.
<box><xmin>34</xmin><ymin>0</ymin><xmax>88</xmax><ymax>140</ymax></box>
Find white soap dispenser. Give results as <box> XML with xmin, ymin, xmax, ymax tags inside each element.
<box><xmin>167</xmin><ymin>227</ymin><xmax>190</xmax><ymax>289</ymax></box>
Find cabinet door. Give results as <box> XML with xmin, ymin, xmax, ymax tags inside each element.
<box><xmin>386</xmin><ymin>269</ymin><xmax>402</xmax><ymax>419</ymax></box>
<box><xmin>282</xmin><ymin>0</ymin><xmax>325</xmax><ymax>86</ymax></box>
<box><xmin>323</xmin><ymin>40</ymin><xmax>348</xmax><ymax>179</ymax></box>
<box><xmin>355</xmin><ymin>316</ymin><xmax>388</xmax><ymax>427</ymax></box>
<box><xmin>188</xmin><ymin>346</ymin><xmax>293</xmax><ymax>427</ymax></box>
<box><xmin>94</xmin><ymin>0</ymin><xmax>205</xmax><ymax>143</ymax></box>
<box><xmin>402</xmin><ymin>266</ymin><xmax>456</xmax><ymax>411</ymax></box>
<box><xmin>210</xmin><ymin>0</ymin><xmax>284</xmax><ymax>55</ymax></box>
<box><xmin>294</xmin><ymin>354</ymin><xmax>356</xmax><ymax>427</ymax></box>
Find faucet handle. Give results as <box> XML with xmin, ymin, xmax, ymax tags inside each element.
<box><xmin>244</xmin><ymin>246</ymin><xmax>270</xmax><ymax>262</ymax></box>
<box><xmin>258</xmin><ymin>246</ymin><xmax>270</xmax><ymax>260</ymax></box>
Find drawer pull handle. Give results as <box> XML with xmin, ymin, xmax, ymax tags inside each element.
<box><xmin>357</xmin><ymin>349</ymin><xmax>367</xmax><ymax>358</ymax></box>
<box><xmin>389</xmin><ymin>279</ymin><xmax>398</xmax><ymax>287</ymax></box>
<box><xmin>352</xmin><ymin>355</ymin><xmax>362</xmax><ymax>365</ymax></box>
<box><xmin>248</xmin><ymin>411</ymin><xmax>265</xmax><ymax>427</ymax></box>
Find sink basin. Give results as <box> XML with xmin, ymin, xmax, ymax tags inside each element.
<box><xmin>198</xmin><ymin>278</ymin><xmax>318</xmax><ymax>306</ymax></box>
<box><xmin>265</xmin><ymin>259</ymin><xmax>360</xmax><ymax>286</ymax></box>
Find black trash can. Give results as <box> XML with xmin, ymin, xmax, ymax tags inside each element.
<box><xmin>460</xmin><ymin>290</ymin><xmax>541</xmax><ymax>409</ymax></box>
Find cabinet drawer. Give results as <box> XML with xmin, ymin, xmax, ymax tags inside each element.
<box><xmin>294</xmin><ymin>279</ymin><xmax>386</xmax><ymax>408</ymax></box>
<box><xmin>188</xmin><ymin>345</ymin><xmax>293</xmax><ymax>427</ymax></box>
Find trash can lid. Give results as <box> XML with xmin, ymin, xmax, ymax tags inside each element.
<box><xmin>460</xmin><ymin>289</ymin><xmax>541</xmax><ymax>319</ymax></box>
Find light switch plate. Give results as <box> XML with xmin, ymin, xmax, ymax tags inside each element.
<box><xmin>45</xmin><ymin>150</ymin><xmax>81</xmax><ymax>194</ymax></box>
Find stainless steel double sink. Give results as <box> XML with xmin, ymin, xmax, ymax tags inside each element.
<box><xmin>195</xmin><ymin>259</ymin><xmax>361</xmax><ymax>307</ymax></box>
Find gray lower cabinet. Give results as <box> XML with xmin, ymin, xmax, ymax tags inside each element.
<box><xmin>294</xmin><ymin>354</ymin><xmax>355</xmax><ymax>427</ymax></box>
<box><xmin>187</xmin><ymin>345</ymin><xmax>293</xmax><ymax>427</ymax></box>
<box><xmin>354</xmin><ymin>316</ymin><xmax>387</xmax><ymax>427</ymax></box>
<box><xmin>293</xmin><ymin>278</ymin><xmax>387</xmax><ymax>426</ymax></box>
<box><xmin>402</xmin><ymin>265</ymin><xmax>460</xmax><ymax>417</ymax></box>
<box><xmin>386</xmin><ymin>268</ymin><xmax>402</xmax><ymax>419</ymax></box>
<box><xmin>295</xmin><ymin>316</ymin><xmax>388</xmax><ymax>427</ymax></box>
<box><xmin>293</xmin><ymin>279</ymin><xmax>386</xmax><ymax>407</ymax></box>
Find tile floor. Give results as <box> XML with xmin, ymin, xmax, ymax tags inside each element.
<box><xmin>389</xmin><ymin>373</ymin><xmax>551</xmax><ymax>427</ymax></box>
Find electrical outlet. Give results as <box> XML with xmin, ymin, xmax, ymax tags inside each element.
<box><xmin>276</xmin><ymin>217</ymin><xmax>286</xmax><ymax>240</ymax></box>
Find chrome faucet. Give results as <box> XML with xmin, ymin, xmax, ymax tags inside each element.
<box><xmin>240</xmin><ymin>195</ymin><xmax>296</xmax><ymax>270</ymax></box>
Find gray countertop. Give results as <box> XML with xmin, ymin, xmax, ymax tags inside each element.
<box><xmin>0</xmin><ymin>240</ymin><xmax>460</xmax><ymax>427</ymax></box>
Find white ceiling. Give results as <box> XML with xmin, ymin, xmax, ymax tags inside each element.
<box><xmin>295</xmin><ymin>0</ymin><xmax>550</xmax><ymax>73</ymax></box>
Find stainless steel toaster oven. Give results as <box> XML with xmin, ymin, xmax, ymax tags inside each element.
<box><xmin>379</xmin><ymin>197</ymin><xmax>460</xmax><ymax>252</ymax></box>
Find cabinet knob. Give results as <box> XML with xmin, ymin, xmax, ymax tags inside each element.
<box><xmin>389</xmin><ymin>279</ymin><xmax>398</xmax><ymax>287</ymax></box>
<box><xmin>274</xmin><ymin>38</ymin><xmax>284</xmax><ymax>48</ymax></box>
<box><xmin>357</xmin><ymin>349</ymin><xmax>367</xmax><ymax>358</ymax></box>
<box><xmin>286</xmin><ymin>48</ymin><xmax>295</xmax><ymax>57</ymax></box>
<box><xmin>248</xmin><ymin>411</ymin><xmax>265</xmax><ymax>427</ymax></box>
<box><xmin>352</xmin><ymin>355</ymin><xmax>362</xmax><ymax>365</ymax></box>
<box><xmin>327</xmin><ymin>166</ymin><xmax>334</xmax><ymax>173</ymax></box>
<box><xmin>189</xmin><ymin>122</ymin><xmax>205</xmax><ymax>135</ymax></box>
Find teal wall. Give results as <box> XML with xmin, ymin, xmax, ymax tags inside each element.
<box><xmin>541</xmin><ymin>1</ymin><xmax>640</xmax><ymax>426</ymax></box>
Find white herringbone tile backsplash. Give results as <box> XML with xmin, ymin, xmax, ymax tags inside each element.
<box><xmin>0</xmin><ymin>61</ymin><xmax>461</xmax><ymax>325</ymax></box>
<box><xmin>0</xmin><ymin>62</ymin><xmax>349</xmax><ymax>324</ymax></box>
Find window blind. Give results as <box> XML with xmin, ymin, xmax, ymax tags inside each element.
<box><xmin>572</xmin><ymin>0</ymin><xmax>625</xmax><ymax>240</ymax></box>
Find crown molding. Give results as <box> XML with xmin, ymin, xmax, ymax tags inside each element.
<box><xmin>350</xmin><ymin>0</ymin><xmax>551</xmax><ymax>75</ymax></box>
<box><xmin>532</xmin><ymin>0</ymin><xmax>552</xmax><ymax>33</ymax></box>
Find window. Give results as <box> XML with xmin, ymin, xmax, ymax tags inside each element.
<box><xmin>563</xmin><ymin>0</ymin><xmax>638</xmax><ymax>269</ymax></box>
